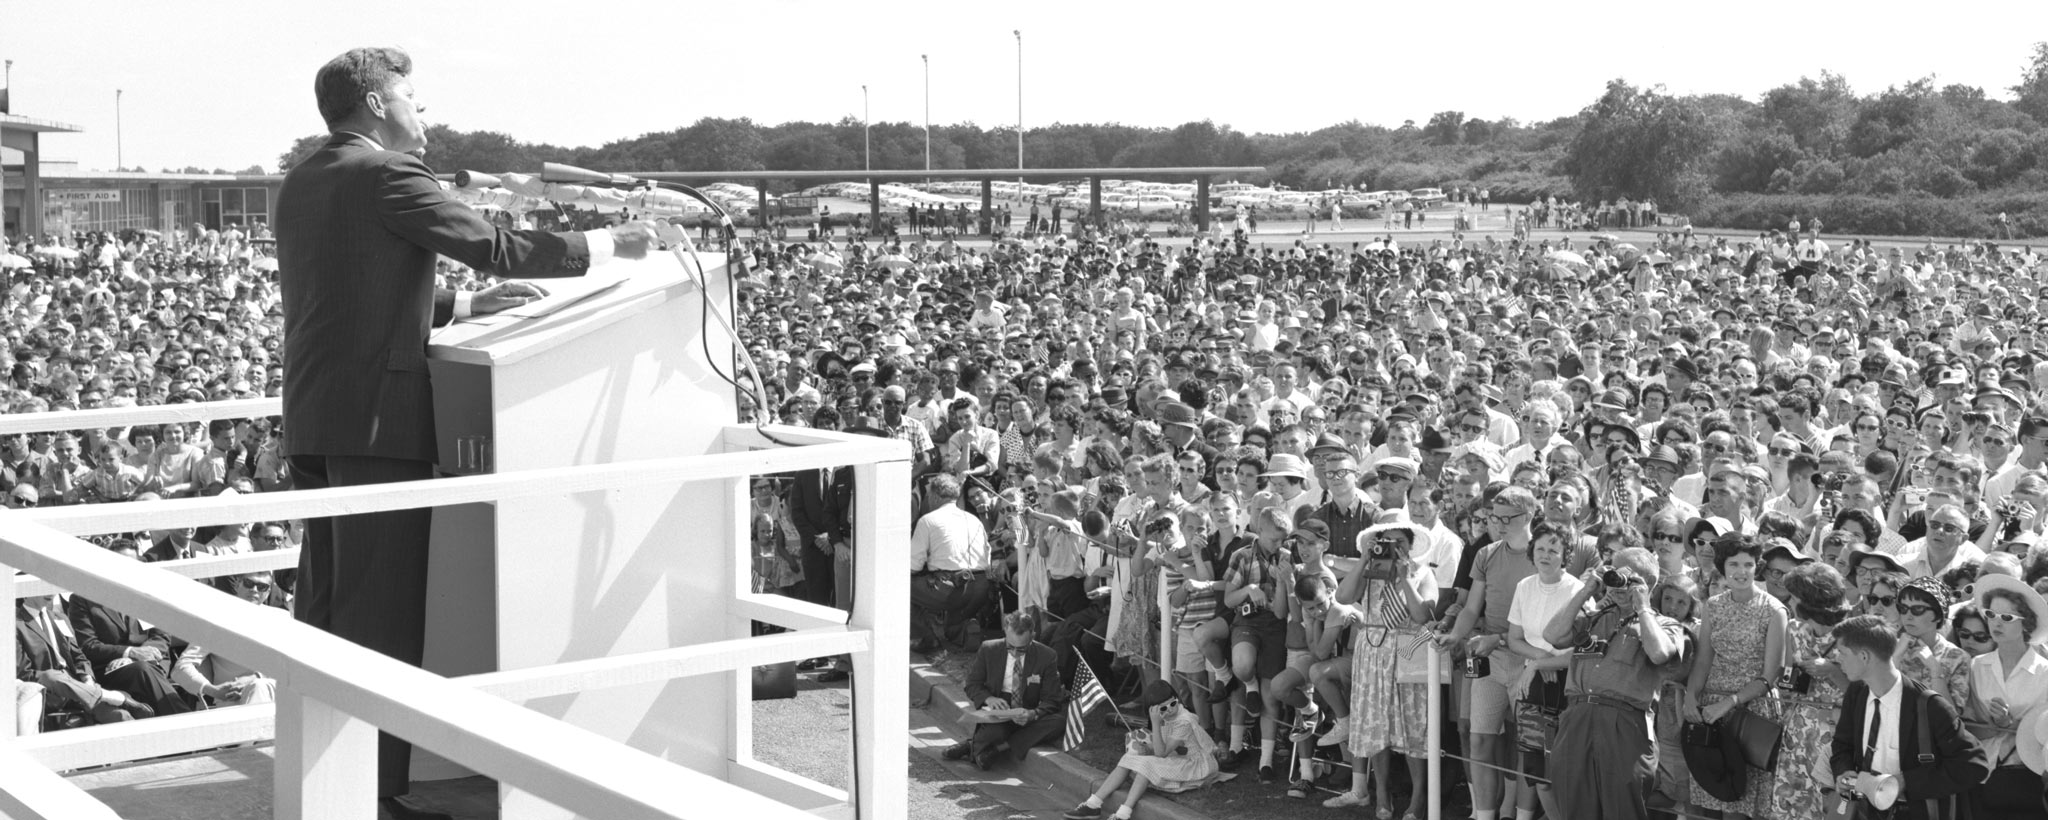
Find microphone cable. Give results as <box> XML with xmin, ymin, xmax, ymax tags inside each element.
<box><xmin>641</xmin><ymin>180</ymin><xmax>800</xmax><ymax>449</ymax></box>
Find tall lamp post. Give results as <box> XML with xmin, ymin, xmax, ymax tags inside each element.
<box><xmin>920</xmin><ymin>54</ymin><xmax>930</xmax><ymax>172</ymax></box>
<box><xmin>1014</xmin><ymin>31</ymin><xmax>1023</xmax><ymax>174</ymax></box>
<box><xmin>115</xmin><ymin>89</ymin><xmax>124</xmax><ymax>170</ymax></box>
<box><xmin>861</xmin><ymin>85</ymin><xmax>870</xmax><ymax>172</ymax></box>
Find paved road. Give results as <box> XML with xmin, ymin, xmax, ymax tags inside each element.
<box><xmin>752</xmin><ymin>675</ymin><xmax>1078</xmax><ymax>820</ymax></box>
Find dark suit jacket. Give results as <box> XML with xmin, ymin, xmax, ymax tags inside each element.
<box><xmin>16</xmin><ymin>604</ymin><xmax>86</xmax><ymax>681</ymax></box>
<box><xmin>1830</xmin><ymin>677</ymin><xmax>1990</xmax><ymax>819</ymax></box>
<box><xmin>964</xmin><ymin>639</ymin><xmax>1068</xmax><ymax>720</ymax></box>
<box><xmin>276</xmin><ymin>133</ymin><xmax>596</xmax><ymax>462</ymax></box>
<box><xmin>784</xmin><ymin>466</ymin><xmax>852</xmax><ymax>544</ymax></box>
<box><xmin>65</xmin><ymin>596</ymin><xmax>175</xmax><ymax>680</ymax></box>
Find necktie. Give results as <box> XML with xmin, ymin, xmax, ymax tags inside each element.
<box><xmin>1864</xmin><ymin>697</ymin><xmax>1882</xmax><ymax>771</ymax></box>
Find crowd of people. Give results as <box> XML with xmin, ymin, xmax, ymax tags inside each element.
<box><xmin>8</xmin><ymin>201</ymin><xmax>2048</xmax><ymax>820</ymax></box>
<box><xmin>0</xmin><ymin>221</ymin><xmax>497</xmax><ymax>736</ymax></box>
<box><xmin>741</xmin><ymin>212</ymin><xmax>2048</xmax><ymax>820</ymax></box>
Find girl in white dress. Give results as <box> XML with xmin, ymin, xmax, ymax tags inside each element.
<box><xmin>1063</xmin><ymin>680</ymin><xmax>1218</xmax><ymax>820</ymax></box>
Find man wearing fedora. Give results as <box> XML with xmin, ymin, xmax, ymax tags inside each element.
<box><xmin>1829</xmin><ymin>614</ymin><xmax>1988</xmax><ymax>820</ymax></box>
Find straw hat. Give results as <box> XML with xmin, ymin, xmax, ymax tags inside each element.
<box><xmin>1975</xmin><ymin>574</ymin><xmax>2048</xmax><ymax>646</ymax></box>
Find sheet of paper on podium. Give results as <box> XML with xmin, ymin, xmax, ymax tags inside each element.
<box><xmin>451</xmin><ymin>250</ymin><xmax>705</xmax><ymax>324</ymax></box>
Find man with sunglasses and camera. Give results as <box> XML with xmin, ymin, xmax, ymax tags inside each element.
<box><xmin>1539</xmin><ymin>546</ymin><xmax>1685</xmax><ymax>820</ymax></box>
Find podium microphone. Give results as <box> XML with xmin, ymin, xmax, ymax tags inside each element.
<box><xmin>453</xmin><ymin>170</ymin><xmax>500</xmax><ymax>189</ymax></box>
<box><xmin>541</xmin><ymin>162</ymin><xmax>638</xmax><ymax>187</ymax></box>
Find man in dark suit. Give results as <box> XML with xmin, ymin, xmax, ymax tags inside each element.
<box><xmin>16</xmin><ymin>597</ymin><xmax>154</xmax><ymax>729</ymax></box>
<box><xmin>65</xmin><ymin>593</ymin><xmax>191</xmax><ymax>718</ymax></box>
<box><xmin>944</xmin><ymin>611</ymin><xmax>1069</xmax><ymax>770</ymax></box>
<box><xmin>278</xmin><ymin>47</ymin><xmax>655</xmax><ymax>819</ymax></box>
<box><xmin>1829</xmin><ymin>615</ymin><xmax>1988</xmax><ymax>820</ymax></box>
<box><xmin>784</xmin><ymin>406</ymin><xmax>852</xmax><ymax>608</ymax></box>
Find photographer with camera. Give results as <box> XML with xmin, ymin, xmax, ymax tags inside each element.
<box><xmin>1218</xmin><ymin>506</ymin><xmax>1298</xmax><ymax>774</ymax></box>
<box><xmin>1539</xmin><ymin>546</ymin><xmax>1685</xmax><ymax>820</ymax></box>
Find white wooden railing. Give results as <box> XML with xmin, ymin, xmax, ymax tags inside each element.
<box><xmin>0</xmin><ymin>400</ymin><xmax>908</xmax><ymax>820</ymax></box>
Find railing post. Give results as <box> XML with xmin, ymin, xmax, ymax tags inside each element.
<box><xmin>1156</xmin><ymin>569</ymin><xmax>1171</xmax><ymax>684</ymax></box>
<box><xmin>274</xmin><ymin>687</ymin><xmax>377</xmax><ymax>820</ymax></box>
<box><xmin>850</xmin><ymin>459</ymin><xmax>909</xmax><ymax>820</ymax></box>
<box><xmin>1</xmin><ymin>566</ymin><xmax>14</xmax><ymax>742</ymax></box>
<box><xmin>1427</xmin><ymin>644</ymin><xmax>1441</xmax><ymax>820</ymax></box>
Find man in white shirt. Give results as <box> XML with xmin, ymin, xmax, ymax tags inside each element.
<box><xmin>1828</xmin><ymin>614</ymin><xmax>1987</xmax><ymax>818</ymax></box>
<box><xmin>1503</xmin><ymin>399</ymin><xmax>1569</xmax><ymax>476</ymax></box>
<box><xmin>908</xmin><ymin>475</ymin><xmax>992</xmax><ymax>653</ymax></box>
<box><xmin>1900</xmin><ymin>504</ymin><xmax>1985</xmax><ymax>581</ymax></box>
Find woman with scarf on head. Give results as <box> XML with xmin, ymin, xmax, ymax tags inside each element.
<box><xmin>1769</xmin><ymin>562</ymin><xmax>1851</xmax><ymax>820</ymax></box>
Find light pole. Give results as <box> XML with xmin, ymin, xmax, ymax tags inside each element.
<box><xmin>861</xmin><ymin>85</ymin><xmax>870</xmax><ymax>173</ymax></box>
<box><xmin>921</xmin><ymin>54</ymin><xmax>930</xmax><ymax>172</ymax></box>
<box><xmin>1014</xmin><ymin>31</ymin><xmax>1023</xmax><ymax>173</ymax></box>
<box><xmin>115</xmin><ymin>89</ymin><xmax>123</xmax><ymax>170</ymax></box>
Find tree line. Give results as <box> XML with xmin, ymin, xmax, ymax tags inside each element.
<box><xmin>278</xmin><ymin>43</ymin><xmax>2048</xmax><ymax>237</ymax></box>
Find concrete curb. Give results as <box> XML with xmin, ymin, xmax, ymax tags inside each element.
<box><xmin>910</xmin><ymin>661</ymin><xmax>1217</xmax><ymax>820</ymax></box>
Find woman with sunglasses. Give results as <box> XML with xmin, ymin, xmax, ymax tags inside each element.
<box><xmin>1063</xmin><ymin>680</ymin><xmax>1218</xmax><ymax>820</ymax></box>
<box><xmin>1964</xmin><ymin>575</ymin><xmax>2048</xmax><ymax>820</ymax></box>
<box><xmin>1952</xmin><ymin>602</ymin><xmax>1998</xmax><ymax>657</ymax></box>
<box><xmin>1892</xmin><ymin>577</ymin><xmax>1971</xmax><ymax>705</ymax></box>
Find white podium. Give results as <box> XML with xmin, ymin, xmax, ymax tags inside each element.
<box><xmin>418</xmin><ymin>251</ymin><xmax>743</xmax><ymax>818</ymax></box>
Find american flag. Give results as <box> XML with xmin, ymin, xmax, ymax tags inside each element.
<box><xmin>1062</xmin><ymin>657</ymin><xmax>1110</xmax><ymax>751</ymax></box>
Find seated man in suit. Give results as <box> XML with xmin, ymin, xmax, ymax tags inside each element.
<box><xmin>944</xmin><ymin>611</ymin><xmax>1069</xmax><ymax>770</ymax></box>
<box><xmin>16</xmin><ymin>595</ymin><xmax>154</xmax><ymax>729</ymax></box>
<box><xmin>172</xmin><ymin>571</ymin><xmax>281</xmax><ymax>707</ymax></box>
<box><xmin>1829</xmin><ymin>614</ymin><xmax>1988</xmax><ymax>820</ymax></box>
<box><xmin>66</xmin><ymin>538</ymin><xmax>193</xmax><ymax>717</ymax></box>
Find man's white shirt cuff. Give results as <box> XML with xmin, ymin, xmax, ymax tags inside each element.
<box><xmin>453</xmin><ymin>290</ymin><xmax>474</xmax><ymax>319</ymax></box>
<box><xmin>585</xmin><ymin>229</ymin><xmax>616</xmax><ymax>266</ymax></box>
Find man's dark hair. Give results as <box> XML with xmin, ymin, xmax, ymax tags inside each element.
<box><xmin>1832</xmin><ymin>613</ymin><xmax>1900</xmax><ymax>659</ymax></box>
<box><xmin>314</xmin><ymin>47</ymin><xmax>412</xmax><ymax>128</ymax></box>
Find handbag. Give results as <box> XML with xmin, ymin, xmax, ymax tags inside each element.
<box><xmin>1726</xmin><ymin>706</ymin><xmax>1785</xmax><ymax>771</ymax></box>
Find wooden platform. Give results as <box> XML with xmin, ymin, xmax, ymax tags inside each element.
<box><xmin>63</xmin><ymin>746</ymin><xmax>500</xmax><ymax>820</ymax></box>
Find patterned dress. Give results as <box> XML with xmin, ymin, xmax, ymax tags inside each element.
<box><xmin>1896</xmin><ymin>633</ymin><xmax>1972</xmax><ymax>705</ymax></box>
<box><xmin>1348</xmin><ymin>573</ymin><xmax>1433</xmax><ymax>759</ymax></box>
<box><xmin>1690</xmin><ymin>589</ymin><xmax>1784</xmax><ymax>817</ymax></box>
<box><xmin>1769</xmin><ymin>620</ymin><xmax>1843</xmax><ymax>820</ymax></box>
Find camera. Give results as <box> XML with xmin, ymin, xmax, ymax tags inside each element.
<box><xmin>1143</xmin><ymin>517</ymin><xmax>1176</xmax><ymax>537</ymax></box>
<box><xmin>1778</xmin><ymin>664</ymin><xmax>1814</xmax><ymax>694</ymax></box>
<box><xmin>1599</xmin><ymin>565</ymin><xmax>1642</xmax><ymax>589</ymax></box>
<box><xmin>1579</xmin><ymin>637</ymin><xmax>1611</xmax><ymax>657</ymax></box>
<box><xmin>1463</xmin><ymin>655</ymin><xmax>1491</xmax><ymax>679</ymax></box>
<box><xmin>1360</xmin><ymin>536</ymin><xmax>1402</xmax><ymax>581</ymax></box>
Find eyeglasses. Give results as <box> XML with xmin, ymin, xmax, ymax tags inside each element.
<box><xmin>1864</xmin><ymin>594</ymin><xmax>1897</xmax><ymax>608</ymax></box>
<box><xmin>1987</xmin><ymin>610</ymin><xmax>2025</xmax><ymax>624</ymax></box>
<box><xmin>1457</xmin><ymin>424</ymin><xmax>1486</xmax><ymax>434</ymax></box>
<box><xmin>11</xmin><ymin>497</ymin><xmax>35</xmax><ymax>507</ymax></box>
<box><xmin>259</xmin><ymin>533</ymin><xmax>287</xmax><ymax>542</ymax></box>
<box><xmin>1853</xmin><ymin>424</ymin><xmax>1878</xmax><ymax>432</ymax></box>
<box><xmin>1895</xmin><ymin>601</ymin><xmax>1940</xmax><ymax>618</ymax></box>
<box><xmin>237</xmin><ymin>580</ymin><xmax>272</xmax><ymax>593</ymax></box>
<box><xmin>1957</xmin><ymin>628</ymin><xmax>1993</xmax><ymax>643</ymax></box>
<box><xmin>1763</xmin><ymin>567</ymin><xmax>1790</xmax><ymax>582</ymax></box>
<box><xmin>1487</xmin><ymin>510</ymin><xmax>1529</xmax><ymax>524</ymax></box>
<box><xmin>1652</xmin><ymin>532</ymin><xmax>1685</xmax><ymax>544</ymax></box>
<box><xmin>1768</xmin><ymin>447</ymin><xmax>1796</xmax><ymax>458</ymax></box>
<box><xmin>1928</xmin><ymin>521</ymin><xmax>1965</xmax><ymax>535</ymax></box>
<box><xmin>1377</xmin><ymin>471</ymin><xmax>1413</xmax><ymax>483</ymax></box>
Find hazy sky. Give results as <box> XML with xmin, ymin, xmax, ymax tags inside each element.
<box><xmin>6</xmin><ymin>1</ymin><xmax>2045</xmax><ymax>172</ymax></box>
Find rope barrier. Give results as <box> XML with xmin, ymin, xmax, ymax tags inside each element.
<box><xmin>973</xmin><ymin>552</ymin><xmax>2010</xmax><ymax>820</ymax></box>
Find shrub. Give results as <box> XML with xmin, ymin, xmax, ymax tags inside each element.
<box><xmin>1688</xmin><ymin>192</ymin><xmax>2047</xmax><ymax>238</ymax></box>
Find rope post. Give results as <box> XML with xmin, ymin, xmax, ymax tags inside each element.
<box><xmin>1157</xmin><ymin>568</ymin><xmax>1172</xmax><ymax>684</ymax></box>
<box><xmin>1427</xmin><ymin>643</ymin><xmax>1441</xmax><ymax>820</ymax></box>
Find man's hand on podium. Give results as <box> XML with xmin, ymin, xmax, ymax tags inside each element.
<box><xmin>472</xmin><ymin>280</ymin><xmax>551</xmax><ymax>315</ymax></box>
<box><xmin>610</xmin><ymin>221</ymin><xmax>659</xmax><ymax>260</ymax></box>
